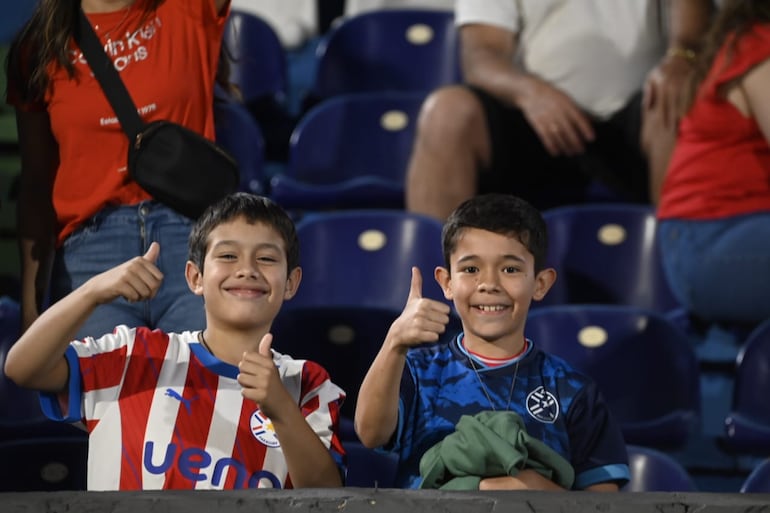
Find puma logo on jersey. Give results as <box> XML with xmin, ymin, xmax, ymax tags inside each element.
<box><xmin>165</xmin><ymin>388</ymin><xmax>196</xmax><ymax>414</ymax></box>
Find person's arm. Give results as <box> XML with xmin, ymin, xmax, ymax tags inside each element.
<box><xmin>479</xmin><ymin>472</ymin><xmax>618</xmax><ymax>491</ymax></box>
<box><xmin>15</xmin><ymin>109</ymin><xmax>58</xmax><ymax>333</ymax></box>
<box><xmin>644</xmin><ymin>0</ymin><xmax>715</xmax><ymax>126</ymax></box>
<box><xmin>460</xmin><ymin>23</ymin><xmax>595</xmax><ymax>157</ymax></box>
<box><xmin>3</xmin><ymin>243</ymin><xmax>163</xmax><ymax>392</ymax></box>
<box><xmin>743</xmin><ymin>56</ymin><xmax>770</xmax><ymax>144</ymax></box>
<box><xmin>238</xmin><ymin>335</ymin><xmax>342</xmax><ymax>487</ymax></box>
<box><xmin>355</xmin><ymin>267</ymin><xmax>451</xmax><ymax>448</ymax></box>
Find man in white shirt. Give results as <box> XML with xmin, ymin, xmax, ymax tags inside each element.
<box><xmin>405</xmin><ymin>0</ymin><xmax>715</xmax><ymax>220</ymax></box>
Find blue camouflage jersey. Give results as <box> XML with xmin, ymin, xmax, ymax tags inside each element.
<box><xmin>387</xmin><ymin>333</ymin><xmax>630</xmax><ymax>489</ymax></box>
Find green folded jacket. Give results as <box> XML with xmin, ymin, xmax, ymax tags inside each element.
<box><xmin>418</xmin><ymin>411</ymin><xmax>575</xmax><ymax>490</ymax></box>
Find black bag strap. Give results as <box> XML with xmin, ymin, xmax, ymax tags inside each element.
<box><xmin>74</xmin><ymin>8</ymin><xmax>144</xmax><ymax>140</ymax></box>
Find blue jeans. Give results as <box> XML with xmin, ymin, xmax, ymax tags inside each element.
<box><xmin>658</xmin><ymin>213</ymin><xmax>770</xmax><ymax>325</ymax></box>
<box><xmin>51</xmin><ymin>202</ymin><xmax>205</xmax><ymax>339</ymax></box>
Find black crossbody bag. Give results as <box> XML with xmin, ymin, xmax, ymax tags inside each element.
<box><xmin>75</xmin><ymin>9</ymin><xmax>239</xmax><ymax>219</ymax></box>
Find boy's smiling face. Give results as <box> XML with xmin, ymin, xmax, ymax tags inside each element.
<box><xmin>435</xmin><ymin>227</ymin><xmax>555</xmax><ymax>356</ymax></box>
<box><xmin>186</xmin><ymin>216</ymin><xmax>301</xmax><ymax>332</ymax></box>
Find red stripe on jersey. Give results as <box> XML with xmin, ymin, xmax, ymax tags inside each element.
<box><xmin>79</xmin><ymin>344</ymin><xmax>127</xmax><ymax>390</ymax></box>
<box><xmin>118</xmin><ymin>328</ymin><xmax>171</xmax><ymax>489</ymax></box>
<box><xmin>163</xmin><ymin>357</ymin><xmax>219</xmax><ymax>489</ymax></box>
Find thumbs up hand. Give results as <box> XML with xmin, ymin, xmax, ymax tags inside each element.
<box><xmin>83</xmin><ymin>241</ymin><xmax>164</xmax><ymax>305</ymax></box>
<box><xmin>386</xmin><ymin>267</ymin><xmax>452</xmax><ymax>355</ymax></box>
<box><xmin>239</xmin><ymin>333</ymin><xmax>291</xmax><ymax>419</ymax></box>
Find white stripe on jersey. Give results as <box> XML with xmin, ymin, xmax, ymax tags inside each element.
<box><xmin>142</xmin><ymin>338</ymin><xmax>190</xmax><ymax>489</ymax></box>
<box><xmin>199</xmin><ymin>380</ymin><xmax>242</xmax><ymax>490</ymax></box>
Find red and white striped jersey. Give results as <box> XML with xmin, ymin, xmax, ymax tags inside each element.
<box><xmin>41</xmin><ymin>326</ymin><xmax>346</xmax><ymax>490</ymax></box>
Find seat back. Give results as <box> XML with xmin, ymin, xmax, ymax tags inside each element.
<box><xmin>741</xmin><ymin>458</ymin><xmax>770</xmax><ymax>493</ymax></box>
<box><xmin>623</xmin><ymin>445</ymin><xmax>697</xmax><ymax>492</ymax></box>
<box><xmin>0</xmin><ymin>436</ymin><xmax>88</xmax><ymax>491</ymax></box>
<box><xmin>525</xmin><ymin>304</ymin><xmax>700</xmax><ymax>448</ymax></box>
<box><xmin>724</xmin><ymin>319</ymin><xmax>770</xmax><ymax>453</ymax></box>
<box><xmin>0</xmin><ymin>2</ymin><xmax>36</xmax><ymax>44</ymax></box>
<box><xmin>223</xmin><ymin>10</ymin><xmax>288</xmax><ymax>104</ymax></box>
<box><xmin>0</xmin><ymin>297</ymin><xmax>84</xmax><ymax>440</ymax></box>
<box><xmin>343</xmin><ymin>441</ymin><xmax>398</xmax><ymax>488</ymax></box>
<box><xmin>310</xmin><ymin>9</ymin><xmax>460</xmax><ymax>99</ymax></box>
<box><xmin>539</xmin><ymin>204</ymin><xmax>679</xmax><ymax>313</ymax></box>
<box><xmin>214</xmin><ymin>95</ymin><xmax>266</xmax><ymax>195</ymax></box>
<box><xmin>270</xmin><ymin>92</ymin><xmax>425</xmax><ymax>210</ymax></box>
<box><xmin>271</xmin><ymin>210</ymin><xmax>460</xmax><ymax>417</ymax></box>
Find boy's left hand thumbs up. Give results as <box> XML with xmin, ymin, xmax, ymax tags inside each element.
<box><xmin>259</xmin><ymin>333</ymin><xmax>273</xmax><ymax>358</ymax></box>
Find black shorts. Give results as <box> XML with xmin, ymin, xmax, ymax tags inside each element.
<box><xmin>468</xmin><ymin>85</ymin><xmax>650</xmax><ymax>209</ymax></box>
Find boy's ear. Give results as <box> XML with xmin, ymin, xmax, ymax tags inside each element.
<box><xmin>283</xmin><ymin>267</ymin><xmax>302</xmax><ymax>300</ymax></box>
<box><xmin>185</xmin><ymin>260</ymin><xmax>204</xmax><ymax>296</ymax></box>
<box><xmin>434</xmin><ymin>266</ymin><xmax>452</xmax><ymax>300</ymax></box>
<box><xmin>532</xmin><ymin>268</ymin><xmax>557</xmax><ymax>301</ymax></box>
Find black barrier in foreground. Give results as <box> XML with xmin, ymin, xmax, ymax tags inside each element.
<box><xmin>2</xmin><ymin>488</ymin><xmax>770</xmax><ymax>513</ymax></box>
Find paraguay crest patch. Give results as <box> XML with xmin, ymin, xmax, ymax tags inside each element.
<box><xmin>251</xmin><ymin>409</ymin><xmax>280</xmax><ymax>447</ymax></box>
<box><xmin>526</xmin><ymin>386</ymin><xmax>559</xmax><ymax>423</ymax></box>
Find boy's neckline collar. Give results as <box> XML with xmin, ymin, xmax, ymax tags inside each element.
<box><xmin>455</xmin><ymin>333</ymin><xmax>532</xmax><ymax>370</ymax></box>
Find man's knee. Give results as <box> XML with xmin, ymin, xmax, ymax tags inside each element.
<box><xmin>415</xmin><ymin>85</ymin><xmax>486</xmax><ymax>144</ymax></box>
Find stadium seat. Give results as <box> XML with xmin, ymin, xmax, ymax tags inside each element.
<box><xmin>214</xmin><ymin>93</ymin><xmax>266</xmax><ymax>195</ymax></box>
<box><xmin>223</xmin><ymin>10</ymin><xmax>294</xmax><ymax>161</ymax></box>
<box><xmin>0</xmin><ymin>2</ymin><xmax>35</xmax><ymax>44</ymax></box>
<box><xmin>623</xmin><ymin>445</ymin><xmax>697</xmax><ymax>492</ymax></box>
<box><xmin>741</xmin><ymin>458</ymin><xmax>770</xmax><ymax>493</ymax></box>
<box><xmin>539</xmin><ymin>203</ymin><xmax>680</xmax><ymax>313</ymax></box>
<box><xmin>343</xmin><ymin>441</ymin><xmax>398</xmax><ymax>488</ymax></box>
<box><xmin>307</xmin><ymin>9</ymin><xmax>460</xmax><ymax>101</ymax></box>
<box><xmin>723</xmin><ymin>318</ymin><xmax>770</xmax><ymax>454</ymax></box>
<box><xmin>0</xmin><ymin>296</ymin><xmax>83</xmax><ymax>440</ymax></box>
<box><xmin>271</xmin><ymin>210</ymin><xmax>460</xmax><ymax>417</ymax></box>
<box><xmin>0</xmin><ymin>436</ymin><xmax>88</xmax><ymax>491</ymax></box>
<box><xmin>525</xmin><ymin>304</ymin><xmax>700</xmax><ymax>448</ymax></box>
<box><xmin>270</xmin><ymin>91</ymin><xmax>425</xmax><ymax>211</ymax></box>
<box><xmin>223</xmin><ymin>10</ymin><xmax>288</xmax><ymax>106</ymax></box>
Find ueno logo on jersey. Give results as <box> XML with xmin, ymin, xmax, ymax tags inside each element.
<box><xmin>144</xmin><ymin>441</ymin><xmax>281</xmax><ymax>488</ymax></box>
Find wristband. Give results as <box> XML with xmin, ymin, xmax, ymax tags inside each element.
<box><xmin>666</xmin><ymin>46</ymin><xmax>697</xmax><ymax>63</ymax></box>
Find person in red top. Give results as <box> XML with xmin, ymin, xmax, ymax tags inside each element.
<box><xmin>646</xmin><ymin>0</ymin><xmax>770</xmax><ymax>327</ymax></box>
<box><xmin>5</xmin><ymin>0</ymin><xmax>229</xmax><ymax>337</ymax></box>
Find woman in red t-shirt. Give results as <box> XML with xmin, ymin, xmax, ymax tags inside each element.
<box><xmin>5</xmin><ymin>0</ymin><xmax>229</xmax><ymax>338</ymax></box>
<box><xmin>647</xmin><ymin>0</ymin><xmax>770</xmax><ymax>327</ymax></box>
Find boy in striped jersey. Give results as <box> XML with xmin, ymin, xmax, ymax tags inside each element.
<box><xmin>5</xmin><ymin>193</ymin><xmax>346</xmax><ymax>490</ymax></box>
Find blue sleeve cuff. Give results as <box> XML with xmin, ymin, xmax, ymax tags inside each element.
<box><xmin>574</xmin><ymin>464</ymin><xmax>630</xmax><ymax>490</ymax></box>
<box><xmin>39</xmin><ymin>345</ymin><xmax>82</xmax><ymax>423</ymax></box>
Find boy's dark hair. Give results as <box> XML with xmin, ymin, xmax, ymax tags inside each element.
<box><xmin>188</xmin><ymin>193</ymin><xmax>300</xmax><ymax>272</ymax></box>
<box><xmin>442</xmin><ymin>193</ymin><xmax>548</xmax><ymax>272</ymax></box>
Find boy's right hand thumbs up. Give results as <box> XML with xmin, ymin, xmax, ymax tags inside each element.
<box><xmin>407</xmin><ymin>266</ymin><xmax>423</xmax><ymax>302</ymax></box>
<box><xmin>388</xmin><ymin>267</ymin><xmax>452</xmax><ymax>353</ymax></box>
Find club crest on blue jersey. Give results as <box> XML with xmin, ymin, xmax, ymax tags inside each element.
<box><xmin>526</xmin><ymin>386</ymin><xmax>559</xmax><ymax>423</ymax></box>
<box><xmin>251</xmin><ymin>409</ymin><xmax>280</xmax><ymax>448</ymax></box>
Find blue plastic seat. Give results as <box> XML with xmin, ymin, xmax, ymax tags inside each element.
<box><xmin>0</xmin><ymin>436</ymin><xmax>88</xmax><ymax>491</ymax></box>
<box><xmin>343</xmin><ymin>441</ymin><xmax>398</xmax><ymax>488</ymax></box>
<box><xmin>723</xmin><ymin>319</ymin><xmax>770</xmax><ymax>454</ymax></box>
<box><xmin>623</xmin><ymin>445</ymin><xmax>697</xmax><ymax>492</ymax></box>
<box><xmin>308</xmin><ymin>9</ymin><xmax>460</xmax><ymax>101</ymax></box>
<box><xmin>525</xmin><ymin>304</ymin><xmax>700</xmax><ymax>449</ymax></box>
<box><xmin>270</xmin><ymin>91</ymin><xmax>425</xmax><ymax>211</ymax></box>
<box><xmin>223</xmin><ymin>10</ymin><xmax>288</xmax><ymax>106</ymax></box>
<box><xmin>271</xmin><ymin>210</ymin><xmax>460</xmax><ymax>417</ymax></box>
<box><xmin>214</xmin><ymin>94</ymin><xmax>266</xmax><ymax>195</ymax></box>
<box><xmin>0</xmin><ymin>2</ymin><xmax>36</xmax><ymax>44</ymax></box>
<box><xmin>0</xmin><ymin>297</ymin><xmax>84</xmax><ymax>440</ymax></box>
<box><xmin>741</xmin><ymin>458</ymin><xmax>770</xmax><ymax>493</ymax></box>
<box><xmin>539</xmin><ymin>203</ymin><xmax>680</xmax><ymax>313</ymax></box>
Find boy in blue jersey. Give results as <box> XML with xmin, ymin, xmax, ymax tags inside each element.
<box><xmin>355</xmin><ymin>193</ymin><xmax>630</xmax><ymax>490</ymax></box>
